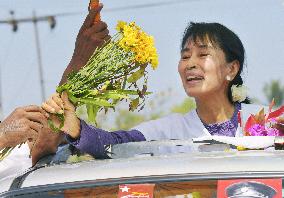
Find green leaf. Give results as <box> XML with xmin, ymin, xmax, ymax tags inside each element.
<box><xmin>79</xmin><ymin>98</ymin><xmax>113</xmax><ymax>107</ymax></box>
<box><xmin>56</xmin><ymin>84</ymin><xmax>68</xmax><ymax>94</ymax></box>
<box><xmin>127</xmin><ymin>67</ymin><xmax>145</xmax><ymax>83</ymax></box>
<box><xmin>87</xmin><ymin>90</ymin><xmax>99</xmax><ymax>96</ymax></box>
<box><xmin>130</xmin><ymin>98</ymin><xmax>139</xmax><ymax>111</ymax></box>
<box><xmin>0</xmin><ymin>147</ymin><xmax>15</xmax><ymax>161</ymax></box>
<box><xmin>115</xmin><ymin>89</ymin><xmax>152</xmax><ymax>96</ymax></box>
<box><xmin>100</xmin><ymin>91</ymin><xmax>129</xmax><ymax>100</ymax></box>
<box><xmin>142</xmin><ymin>85</ymin><xmax>147</xmax><ymax>95</ymax></box>
<box><xmin>67</xmin><ymin>71</ymin><xmax>77</xmax><ymax>81</ymax></box>
<box><xmin>67</xmin><ymin>92</ymin><xmax>79</xmax><ymax>104</ymax></box>
<box><xmin>86</xmin><ymin>104</ymin><xmax>99</xmax><ymax>124</ymax></box>
<box><xmin>48</xmin><ymin>113</ymin><xmax>65</xmax><ymax>132</ymax></box>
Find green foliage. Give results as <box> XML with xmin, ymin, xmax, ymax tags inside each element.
<box><xmin>170</xmin><ymin>98</ymin><xmax>196</xmax><ymax>114</ymax></box>
<box><xmin>127</xmin><ymin>66</ymin><xmax>145</xmax><ymax>83</ymax></box>
<box><xmin>111</xmin><ymin>96</ymin><xmax>195</xmax><ymax>130</ymax></box>
<box><xmin>263</xmin><ymin>79</ymin><xmax>284</xmax><ymax>107</ymax></box>
<box><xmin>113</xmin><ymin>109</ymin><xmax>147</xmax><ymax>130</ymax></box>
<box><xmin>76</xmin><ymin>89</ymin><xmax>196</xmax><ymax>131</ymax></box>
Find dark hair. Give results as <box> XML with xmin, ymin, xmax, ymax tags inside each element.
<box><xmin>181</xmin><ymin>22</ymin><xmax>249</xmax><ymax>104</ymax></box>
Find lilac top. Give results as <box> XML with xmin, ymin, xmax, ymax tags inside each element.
<box><xmin>66</xmin><ymin>122</ymin><xmax>146</xmax><ymax>158</ymax></box>
<box><xmin>203</xmin><ymin>102</ymin><xmax>241</xmax><ymax>137</ymax></box>
<box><xmin>67</xmin><ymin>103</ymin><xmax>241</xmax><ymax>158</ymax></box>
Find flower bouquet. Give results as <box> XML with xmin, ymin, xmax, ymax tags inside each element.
<box><xmin>0</xmin><ymin>20</ymin><xmax>158</xmax><ymax>159</ymax></box>
<box><xmin>50</xmin><ymin>20</ymin><xmax>158</xmax><ymax>131</ymax></box>
<box><xmin>244</xmin><ymin>100</ymin><xmax>284</xmax><ymax>136</ymax></box>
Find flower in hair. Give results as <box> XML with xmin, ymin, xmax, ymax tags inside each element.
<box><xmin>231</xmin><ymin>85</ymin><xmax>247</xmax><ymax>103</ymax></box>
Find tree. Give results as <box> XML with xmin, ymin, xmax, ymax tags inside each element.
<box><xmin>111</xmin><ymin>96</ymin><xmax>196</xmax><ymax>131</ymax></box>
<box><xmin>170</xmin><ymin>98</ymin><xmax>196</xmax><ymax>114</ymax></box>
<box><xmin>76</xmin><ymin>89</ymin><xmax>196</xmax><ymax>131</ymax></box>
<box><xmin>263</xmin><ymin>80</ymin><xmax>284</xmax><ymax>107</ymax></box>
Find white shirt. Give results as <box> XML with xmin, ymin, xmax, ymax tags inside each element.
<box><xmin>0</xmin><ymin>143</ymin><xmax>31</xmax><ymax>180</ymax></box>
<box><xmin>134</xmin><ymin>103</ymin><xmax>266</xmax><ymax>141</ymax></box>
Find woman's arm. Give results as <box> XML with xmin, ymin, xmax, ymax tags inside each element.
<box><xmin>66</xmin><ymin>120</ymin><xmax>145</xmax><ymax>158</ymax></box>
<box><xmin>42</xmin><ymin>92</ymin><xmax>146</xmax><ymax>158</ymax></box>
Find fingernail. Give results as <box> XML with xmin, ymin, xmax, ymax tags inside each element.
<box><xmin>59</xmin><ymin>110</ymin><xmax>64</xmax><ymax>114</ymax></box>
<box><xmin>51</xmin><ymin>108</ymin><xmax>56</xmax><ymax>113</ymax></box>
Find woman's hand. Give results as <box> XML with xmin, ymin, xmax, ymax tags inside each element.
<box><xmin>42</xmin><ymin>92</ymin><xmax>81</xmax><ymax>139</ymax></box>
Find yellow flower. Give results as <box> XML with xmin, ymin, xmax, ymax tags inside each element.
<box><xmin>116</xmin><ymin>21</ymin><xmax>127</xmax><ymax>32</ymax></box>
<box><xmin>116</xmin><ymin>21</ymin><xmax>159</xmax><ymax>70</ymax></box>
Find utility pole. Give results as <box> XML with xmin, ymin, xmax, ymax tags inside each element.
<box><xmin>0</xmin><ymin>10</ymin><xmax>57</xmax><ymax>102</ymax></box>
<box><xmin>0</xmin><ymin>10</ymin><xmax>80</xmax><ymax>117</ymax></box>
<box><xmin>32</xmin><ymin>10</ymin><xmax>46</xmax><ymax>102</ymax></box>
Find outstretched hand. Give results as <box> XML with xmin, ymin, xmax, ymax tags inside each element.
<box><xmin>42</xmin><ymin>92</ymin><xmax>81</xmax><ymax>139</ymax></box>
<box><xmin>0</xmin><ymin>105</ymin><xmax>48</xmax><ymax>150</ymax></box>
<box><xmin>28</xmin><ymin>126</ymin><xmax>64</xmax><ymax>166</ymax></box>
<box><xmin>61</xmin><ymin>4</ymin><xmax>111</xmax><ymax>84</ymax></box>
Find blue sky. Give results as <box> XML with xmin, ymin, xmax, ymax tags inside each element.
<box><xmin>0</xmin><ymin>0</ymin><xmax>283</xmax><ymax>118</ymax></box>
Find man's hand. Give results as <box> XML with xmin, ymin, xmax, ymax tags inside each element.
<box><xmin>0</xmin><ymin>105</ymin><xmax>48</xmax><ymax>150</ymax></box>
<box><xmin>28</xmin><ymin>127</ymin><xmax>65</xmax><ymax>166</ymax></box>
<box><xmin>60</xmin><ymin>4</ymin><xmax>110</xmax><ymax>84</ymax></box>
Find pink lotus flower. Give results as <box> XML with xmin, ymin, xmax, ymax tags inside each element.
<box><xmin>248</xmin><ymin>124</ymin><xmax>266</xmax><ymax>136</ymax></box>
<box><xmin>248</xmin><ymin>124</ymin><xmax>280</xmax><ymax>136</ymax></box>
<box><xmin>245</xmin><ymin>99</ymin><xmax>284</xmax><ymax>137</ymax></box>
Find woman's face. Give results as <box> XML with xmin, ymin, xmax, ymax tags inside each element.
<box><xmin>178</xmin><ymin>38</ymin><xmax>232</xmax><ymax>99</ymax></box>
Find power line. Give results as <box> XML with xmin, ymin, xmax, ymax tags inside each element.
<box><xmin>103</xmin><ymin>0</ymin><xmax>201</xmax><ymax>13</ymax></box>
<box><xmin>33</xmin><ymin>0</ymin><xmax>202</xmax><ymax>19</ymax></box>
<box><xmin>0</xmin><ymin>0</ymin><xmax>201</xmax><ymax>113</ymax></box>
<box><xmin>0</xmin><ymin>10</ymin><xmax>79</xmax><ymax>103</ymax></box>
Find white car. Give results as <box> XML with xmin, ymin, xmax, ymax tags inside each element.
<box><xmin>1</xmin><ymin>139</ymin><xmax>284</xmax><ymax>197</ymax></box>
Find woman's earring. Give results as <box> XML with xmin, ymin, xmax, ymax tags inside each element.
<box><xmin>226</xmin><ymin>76</ymin><xmax>231</xmax><ymax>81</ymax></box>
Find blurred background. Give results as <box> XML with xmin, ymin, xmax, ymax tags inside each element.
<box><xmin>0</xmin><ymin>0</ymin><xmax>283</xmax><ymax>129</ymax></box>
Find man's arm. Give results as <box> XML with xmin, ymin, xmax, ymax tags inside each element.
<box><xmin>29</xmin><ymin>5</ymin><xmax>110</xmax><ymax>166</ymax></box>
<box><xmin>28</xmin><ymin>127</ymin><xmax>65</xmax><ymax>166</ymax></box>
<box><xmin>59</xmin><ymin>4</ymin><xmax>110</xmax><ymax>85</ymax></box>
<box><xmin>0</xmin><ymin>105</ymin><xmax>48</xmax><ymax>151</ymax></box>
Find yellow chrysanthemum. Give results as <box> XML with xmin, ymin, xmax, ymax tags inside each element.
<box><xmin>116</xmin><ymin>20</ymin><xmax>127</xmax><ymax>32</ymax></box>
<box><xmin>116</xmin><ymin>21</ymin><xmax>159</xmax><ymax>70</ymax></box>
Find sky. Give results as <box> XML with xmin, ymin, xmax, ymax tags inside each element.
<box><xmin>0</xmin><ymin>0</ymin><xmax>283</xmax><ymax>119</ymax></box>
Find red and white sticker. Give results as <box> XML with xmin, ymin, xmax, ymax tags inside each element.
<box><xmin>118</xmin><ymin>184</ymin><xmax>155</xmax><ymax>198</ymax></box>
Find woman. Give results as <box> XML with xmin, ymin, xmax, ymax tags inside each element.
<box><xmin>42</xmin><ymin>22</ymin><xmax>284</xmax><ymax>158</ymax></box>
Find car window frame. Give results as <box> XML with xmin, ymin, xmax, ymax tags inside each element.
<box><xmin>2</xmin><ymin>171</ymin><xmax>284</xmax><ymax>197</ymax></box>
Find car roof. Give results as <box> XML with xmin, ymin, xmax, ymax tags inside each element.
<box><xmin>19</xmin><ymin>150</ymin><xmax>284</xmax><ymax>188</ymax></box>
<box><xmin>1</xmin><ymin>140</ymin><xmax>284</xmax><ymax>194</ymax></box>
